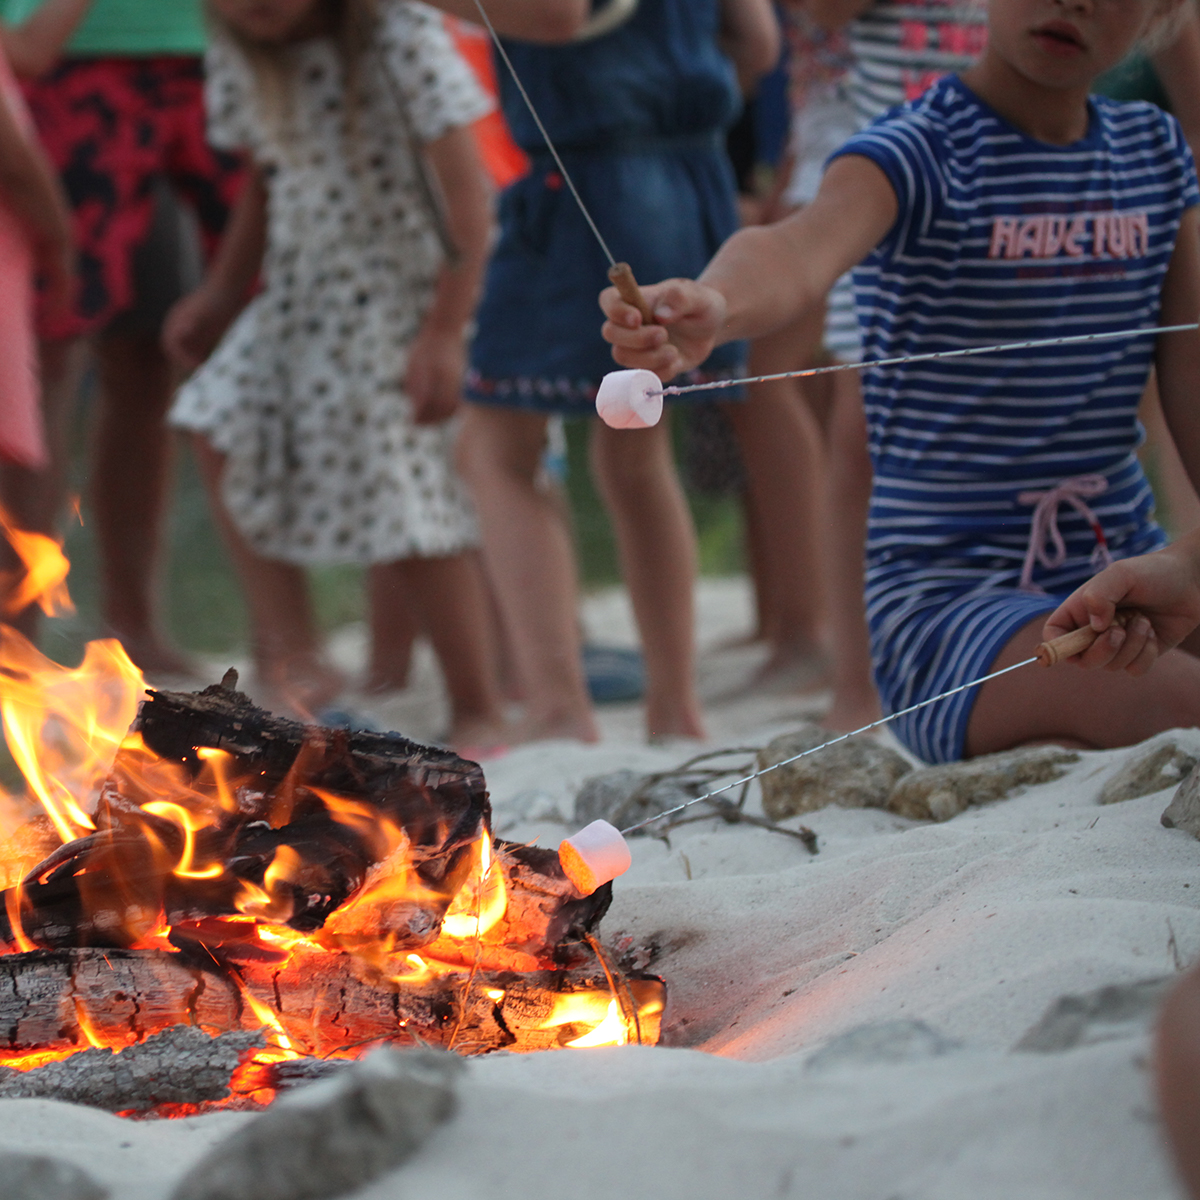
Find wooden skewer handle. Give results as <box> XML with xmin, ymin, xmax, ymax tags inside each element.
<box><xmin>608</xmin><ymin>262</ymin><xmax>656</xmax><ymax>326</ymax></box>
<box><xmin>1036</xmin><ymin>611</ymin><xmax>1134</xmax><ymax>666</ymax></box>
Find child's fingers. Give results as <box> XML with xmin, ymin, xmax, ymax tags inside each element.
<box><xmin>601</xmin><ymin>319</ymin><xmax>668</xmax><ymax>352</ymax></box>
<box><xmin>1125</xmin><ymin>624</ymin><xmax>1160</xmax><ymax>677</ymax></box>
<box><xmin>608</xmin><ymin>337</ymin><xmax>683</xmax><ymax>380</ymax></box>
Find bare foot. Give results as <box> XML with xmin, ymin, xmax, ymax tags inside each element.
<box><xmin>822</xmin><ymin>687</ymin><xmax>883</xmax><ymax>733</ymax></box>
<box><xmin>106</xmin><ymin>629</ymin><xmax>200</xmax><ymax>678</ymax></box>
<box><xmin>447</xmin><ymin>714</ymin><xmax>515</xmax><ymax>760</ymax></box>
<box><xmin>646</xmin><ymin>701</ymin><xmax>706</xmax><ymax>743</ymax></box>
<box><xmin>745</xmin><ymin>643</ymin><xmax>830</xmax><ymax>697</ymax></box>
<box><xmin>508</xmin><ymin>709</ymin><xmax>600</xmax><ymax>746</ymax></box>
<box><xmin>257</xmin><ymin>653</ymin><xmax>346</xmax><ymax>722</ymax></box>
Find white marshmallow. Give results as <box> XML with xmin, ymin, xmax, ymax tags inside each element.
<box><xmin>558</xmin><ymin>819</ymin><xmax>633</xmax><ymax>895</ymax></box>
<box><xmin>595</xmin><ymin>369</ymin><xmax>664</xmax><ymax>429</ymax></box>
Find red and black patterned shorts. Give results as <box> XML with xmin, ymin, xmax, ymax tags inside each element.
<box><xmin>22</xmin><ymin>55</ymin><xmax>245</xmax><ymax>340</ymax></box>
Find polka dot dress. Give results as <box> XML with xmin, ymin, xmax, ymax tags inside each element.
<box><xmin>171</xmin><ymin>2</ymin><xmax>491</xmax><ymax>565</ymax></box>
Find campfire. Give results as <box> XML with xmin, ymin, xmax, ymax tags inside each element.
<box><xmin>0</xmin><ymin>526</ymin><xmax>663</xmax><ymax>1115</ymax></box>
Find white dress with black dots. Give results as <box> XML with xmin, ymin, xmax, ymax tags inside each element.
<box><xmin>170</xmin><ymin>2</ymin><xmax>491</xmax><ymax>565</ymax></box>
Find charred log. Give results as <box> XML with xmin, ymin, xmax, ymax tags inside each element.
<box><xmin>0</xmin><ymin>684</ymin><xmax>494</xmax><ymax>951</ymax></box>
<box><xmin>0</xmin><ymin>947</ymin><xmax>665</xmax><ymax>1059</ymax></box>
<box><xmin>0</xmin><ymin>1025</ymin><xmax>264</xmax><ymax>1112</ymax></box>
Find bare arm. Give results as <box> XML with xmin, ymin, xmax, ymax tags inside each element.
<box><xmin>162</xmin><ymin>163</ymin><xmax>266</xmax><ymax>373</ymax></box>
<box><xmin>1152</xmin><ymin>7</ymin><xmax>1200</xmax><ymax>166</ymax></box>
<box><xmin>1155</xmin><ymin>206</ymin><xmax>1200</xmax><ymax>495</ymax></box>
<box><xmin>720</xmin><ymin>0</ymin><xmax>781</xmax><ymax>95</ymax></box>
<box><xmin>0</xmin><ymin>88</ymin><xmax>72</xmax><ymax>306</ymax></box>
<box><xmin>0</xmin><ymin>0</ymin><xmax>93</xmax><ymax>79</ymax></box>
<box><xmin>423</xmin><ymin>0</ymin><xmax>588</xmax><ymax>43</ymax></box>
<box><xmin>405</xmin><ymin>123</ymin><xmax>494</xmax><ymax>423</ymax></box>
<box><xmin>796</xmin><ymin>0</ymin><xmax>874</xmax><ymax>35</ymax></box>
<box><xmin>601</xmin><ymin>153</ymin><xmax>896</xmax><ymax>379</ymax></box>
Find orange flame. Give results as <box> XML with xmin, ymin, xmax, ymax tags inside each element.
<box><xmin>0</xmin><ymin>506</ymin><xmax>72</xmax><ymax>619</ymax></box>
<box><xmin>442</xmin><ymin>830</ymin><xmax>507</xmax><ymax>940</ymax></box>
<box><xmin>537</xmin><ymin>991</ymin><xmax>631</xmax><ymax>1048</ymax></box>
<box><xmin>0</xmin><ymin>630</ymin><xmax>144</xmax><ymax>844</ymax></box>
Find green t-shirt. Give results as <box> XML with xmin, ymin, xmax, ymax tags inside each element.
<box><xmin>0</xmin><ymin>0</ymin><xmax>207</xmax><ymax>56</ymax></box>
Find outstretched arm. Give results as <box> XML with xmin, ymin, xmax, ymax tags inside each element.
<box><xmin>0</xmin><ymin>0</ymin><xmax>93</xmax><ymax>78</ymax></box>
<box><xmin>600</xmin><ymin>153</ymin><xmax>896</xmax><ymax>380</ymax></box>
<box><xmin>423</xmin><ymin>0</ymin><xmax>588</xmax><ymax>42</ymax></box>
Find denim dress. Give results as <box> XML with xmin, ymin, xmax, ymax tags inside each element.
<box><xmin>466</xmin><ymin>0</ymin><xmax>747</xmax><ymax>413</ymax></box>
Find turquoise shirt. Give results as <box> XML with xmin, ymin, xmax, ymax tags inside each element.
<box><xmin>0</xmin><ymin>0</ymin><xmax>206</xmax><ymax>56</ymax></box>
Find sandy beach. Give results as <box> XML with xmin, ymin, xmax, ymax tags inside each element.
<box><xmin>2</xmin><ymin>577</ymin><xmax>1196</xmax><ymax>1200</ymax></box>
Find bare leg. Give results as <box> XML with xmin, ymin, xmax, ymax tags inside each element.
<box><xmin>0</xmin><ymin>337</ymin><xmax>88</xmax><ymax>639</ymax></box>
<box><xmin>191</xmin><ymin>435</ymin><xmax>342</xmax><ymax>717</ymax></box>
<box><xmin>90</xmin><ymin>331</ymin><xmax>193</xmax><ymax>674</ymax></box>
<box><xmin>589</xmin><ymin>418</ymin><xmax>705</xmax><ymax>741</ymax></box>
<box><xmin>724</xmin><ymin>311</ymin><xmax>828</xmax><ymax>690</ymax></box>
<box><xmin>1156</xmin><ymin>963</ymin><xmax>1200</xmax><ymax>1200</ymax></box>
<box><xmin>967</xmin><ymin>615</ymin><xmax>1200</xmax><ymax>756</ymax></box>
<box><xmin>821</xmin><ymin>374</ymin><xmax>882</xmax><ymax>730</ymax></box>
<box><xmin>456</xmin><ymin>406</ymin><xmax>597</xmax><ymax>744</ymax></box>
<box><xmin>367</xmin><ymin>563</ymin><xmax>419</xmax><ymax>692</ymax></box>
<box><xmin>1141</xmin><ymin>373</ymin><xmax>1200</xmax><ymax>536</ymax></box>
<box><xmin>376</xmin><ymin>553</ymin><xmax>506</xmax><ymax>749</ymax></box>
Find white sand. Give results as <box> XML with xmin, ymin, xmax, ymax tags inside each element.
<box><xmin>4</xmin><ymin>578</ymin><xmax>1196</xmax><ymax>1200</ymax></box>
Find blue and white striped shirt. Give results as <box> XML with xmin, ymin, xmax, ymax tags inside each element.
<box><xmin>827</xmin><ymin>75</ymin><xmax>1199</xmax><ymax>762</ymax></box>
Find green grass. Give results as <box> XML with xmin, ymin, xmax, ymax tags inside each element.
<box><xmin>38</xmin><ymin>405</ymin><xmax>745</xmax><ymax>666</ymax></box>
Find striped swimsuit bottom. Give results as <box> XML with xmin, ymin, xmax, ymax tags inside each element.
<box><xmin>865</xmin><ymin>453</ymin><xmax>1166</xmax><ymax>764</ymax></box>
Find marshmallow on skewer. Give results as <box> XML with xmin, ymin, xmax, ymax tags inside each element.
<box><xmin>595</xmin><ymin>369</ymin><xmax>663</xmax><ymax>429</ymax></box>
<box><xmin>558</xmin><ymin>820</ymin><xmax>632</xmax><ymax>896</ymax></box>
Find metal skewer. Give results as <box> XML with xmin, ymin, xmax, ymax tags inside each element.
<box><xmin>619</xmin><ymin>620</ymin><xmax>1115</xmax><ymax>835</ymax></box>
<box><xmin>651</xmin><ymin>322</ymin><xmax>1200</xmax><ymax>399</ymax></box>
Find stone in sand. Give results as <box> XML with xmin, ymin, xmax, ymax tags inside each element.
<box><xmin>1162</xmin><ymin>760</ymin><xmax>1200</xmax><ymax>838</ymax></box>
<box><xmin>1014</xmin><ymin>977</ymin><xmax>1173</xmax><ymax>1052</ymax></box>
<box><xmin>805</xmin><ymin>1019</ymin><xmax>962</xmax><ymax>1073</ymax></box>
<box><xmin>887</xmin><ymin>745</ymin><xmax>1079</xmax><ymax>823</ymax></box>
<box><xmin>0</xmin><ymin>1154</ymin><xmax>108</xmax><ymax>1200</ymax></box>
<box><xmin>169</xmin><ymin>1048</ymin><xmax>462</xmax><ymax>1200</ymax></box>
<box><xmin>574</xmin><ymin>770</ymin><xmax>694</xmax><ymax>835</ymax></box>
<box><xmin>1098</xmin><ymin>731</ymin><xmax>1200</xmax><ymax>806</ymax></box>
<box><xmin>756</xmin><ymin>725</ymin><xmax>912</xmax><ymax>819</ymax></box>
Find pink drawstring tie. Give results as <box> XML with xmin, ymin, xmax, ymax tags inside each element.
<box><xmin>1018</xmin><ymin>474</ymin><xmax>1113</xmax><ymax>593</ymax></box>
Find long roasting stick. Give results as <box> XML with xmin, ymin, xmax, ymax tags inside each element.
<box><xmin>620</xmin><ymin>619</ymin><xmax>1123</xmax><ymax>834</ymax></box>
<box><xmin>468</xmin><ymin>0</ymin><xmax>657</xmax><ymax>322</ymax></box>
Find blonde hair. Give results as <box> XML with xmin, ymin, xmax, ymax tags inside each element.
<box><xmin>1140</xmin><ymin>0</ymin><xmax>1194</xmax><ymax>52</ymax></box>
<box><xmin>205</xmin><ymin>0</ymin><xmax>380</xmax><ymax>147</ymax></box>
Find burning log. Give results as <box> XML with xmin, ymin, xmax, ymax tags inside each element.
<box><xmin>0</xmin><ymin>1024</ymin><xmax>263</xmax><ymax>1112</ymax></box>
<box><xmin>0</xmin><ymin>679</ymin><xmax>665</xmax><ymax>1077</ymax></box>
<box><xmin>0</xmin><ymin>945</ymin><xmax>664</xmax><ymax>1060</ymax></box>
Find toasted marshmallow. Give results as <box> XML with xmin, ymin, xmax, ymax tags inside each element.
<box><xmin>558</xmin><ymin>820</ymin><xmax>633</xmax><ymax>895</ymax></box>
<box><xmin>595</xmin><ymin>369</ymin><xmax>663</xmax><ymax>429</ymax></box>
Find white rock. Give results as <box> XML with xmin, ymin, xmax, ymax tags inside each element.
<box><xmin>595</xmin><ymin>369</ymin><xmax>663</xmax><ymax>429</ymax></box>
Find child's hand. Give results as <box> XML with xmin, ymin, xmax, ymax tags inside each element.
<box><xmin>162</xmin><ymin>285</ymin><xmax>242</xmax><ymax>375</ymax></box>
<box><xmin>600</xmin><ymin>278</ymin><xmax>727</xmax><ymax>382</ymax></box>
<box><xmin>1043</xmin><ymin>537</ymin><xmax>1200</xmax><ymax>674</ymax></box>
<box><xmin>406</xmin><ymin>324</ymin><xmax>466</xmax><ymax>425</ymax></box>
